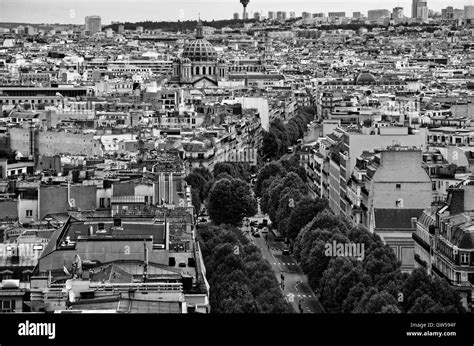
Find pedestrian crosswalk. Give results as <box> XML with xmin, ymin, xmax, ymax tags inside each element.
<box><xmin>272</xmin><ymin>262</ymin><xmax>297</xmax><ymax>266</ymax></box>
<box><xmin>286</xmin><ymin>294</ymin><xmax>311</xmax><ymax>299</ymax></box>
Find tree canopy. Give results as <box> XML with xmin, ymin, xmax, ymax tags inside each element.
<box><xmin>207</xmin><ymin>178</ymin><xmax>257</xmax><ymax>226</ymax></box>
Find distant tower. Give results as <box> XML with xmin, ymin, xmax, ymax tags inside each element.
<box><xmin>240</xmin><ymin>0</ymin><xmax>250</xmax><ymax>20</ymax></box>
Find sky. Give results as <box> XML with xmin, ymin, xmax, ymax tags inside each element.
<box><xmin>0</xmin><ymin>0</ymin><xmax>472</xmax><ymax>24</ymax></box>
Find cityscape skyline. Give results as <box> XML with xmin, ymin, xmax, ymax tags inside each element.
<box><xmin>0</xmin><ymin>0</ymin><xmax>474</xmax><ymax>340</ymax></box>
<box><xmin>1</xmin><ymin>0</ymin><xmax>473</xmax><ymax>24</ymax></box>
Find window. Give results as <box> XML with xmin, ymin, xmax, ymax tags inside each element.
<box><xmin>460</xmin><ymin>252</ymin><xmax>469</xmax><ymax>265</ymax></box>
<box><xmin>0</xmin><ymin>299</ymin><xmax>15</xmax><ymax>312</ymax></box>
<box><xmin>396</xmin><ymin>184</ymin><xmax>401</xmax><ymax>189</ymax></box>
<box><xmin>99</xmin><ymin>198</ymin><xmax>105</xmax><ymax>208</ymax></box>
<box><xmin>432</xmin><ymin>182</ymin><xmax>437</xmax><ymax>191</ymax></box>
<box><xmin>26</xmin><ymin>210</ymin><xmax>33</xmax><ymax>217</ymax></box>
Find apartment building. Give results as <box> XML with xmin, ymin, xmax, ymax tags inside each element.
<box><xmin>414</xmin><ymin>178</ymin><xmax>474</xmax><ymax>310</ymax></box>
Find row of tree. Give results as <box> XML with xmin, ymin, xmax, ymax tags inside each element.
<box><xmin>255</xmin><ymin>159</ymin><xmax>328</xmax><ymax>239</ymax></box>
<box><xmin>261</xmin><ymin>107</ymin><xmax>315</xmax><ymax>160</ymax></box>
<box><xmin>252</xmin><ymin>148</ymin><xmax>465</xmax><ymax>313</ymax></box>
<box><xmin>185</xmin><ymin>162</ymin><xmax>258</xmax><ymax>226</ymax></box>
<box><xmin>291</xmin><ymin>210</ymin><xmax>465</xmax><ymax>313</ymax></box>
<box><xmin>197</xmin><ymin>224</ymin><xmax>292</xmax><ymax>313</ymax></box>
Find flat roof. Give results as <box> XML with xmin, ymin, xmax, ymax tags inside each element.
<box><xmin>63</xmin><ymin>219</ymin><xmax>166</xmax><ymax>244</ymax></box>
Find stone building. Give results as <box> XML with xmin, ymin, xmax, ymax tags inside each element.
<box><xmin>168</xmin><ymin>20</ymin><xmax>227</xmax><ymax>88</ymax></box>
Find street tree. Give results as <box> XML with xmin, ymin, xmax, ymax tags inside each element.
<box><xmin>207</xmin><ymin>178</ymin><xmax>257</xmax><ymax>226</ymax></box>
<box><xmin>287</xmin><ymin>196</ymin><xmax>328</xmax><ymax>240</ymax></box>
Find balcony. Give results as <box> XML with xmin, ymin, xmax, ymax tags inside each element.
<box><xmin>414</xmin><ymin>254</ymin><xmax>427</xmax><ymax>268</ymax></box>
<box><xmin>412</xmin><ymin>232</ymin><xmax>431</xmax><ymax>253</ymax></box>
<box><xmin>432</xmin><ymin>265</ymin><xmax>474</xmax><ymax>289</ymax></box>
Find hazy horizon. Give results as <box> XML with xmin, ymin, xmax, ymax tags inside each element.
<box><xmin>0</xmin><ymin>0</ymin><xmax>472</xmax><ymax>25</ymax></box>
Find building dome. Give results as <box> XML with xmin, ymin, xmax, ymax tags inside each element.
<box><xmin>355</xmin><ymin>71</ymin><xmax>376</xmax><ymax>85</ymax></box>
<box><xmin>183</xmin><ymin>39</ymin><xmax>217</xmax><ymax>62</ymax></box>
<box><xmin>182</xmin><ymin>20</ymin><xmax>217</xmax><ymax>63</ymax></box>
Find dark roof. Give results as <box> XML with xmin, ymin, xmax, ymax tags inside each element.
<box><xmin>451</xmin><ymin>227</ymin><xmax>474</xmax><ymax>250</ymax></box>
<box><xmin>228</xmin><ymin>74</ymin><xmax>285</xmax><ymax>80</ymax></box>
<box><xmin>374</xmin><ymin>209</ymin><xmax>425</xmax><ymax>230</ymax></box>
<box><xmin>355</xmin><ymin>72</ymin><xmax>376</xmax><ymax>85</ymax></box>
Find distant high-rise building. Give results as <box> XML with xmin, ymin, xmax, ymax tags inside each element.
<box><xmin>392</xmin><ymin>7</ymin><xmax>404</xmax><ymax>21</ymax></box>
<box><xmin>313</xmin><ymin>13</ymin><xmax>325</xmax><ymax>18</ymax></box>
<box><xmin>118</xmin><ymin>24</ymin><xmax>125</xmax><ymax>34</ymax></box>
<box><xmin>276</xmin><ymin>11</ymin><xmax>287</xmax><ymax>20</ymax></box>
<box><xmin>268</xmin><ymin>11</ymin><xmax>276</xmax><ymax>20</ymax></box>
<box><xmin>254</xmin><ymin>12</ymin><xmax>261</xmax><ymax>20</ymax></box>
<box><xmin>368</xmin><ymin>9</ymin><xmax>390</xmax><ymax>22</ymax></box>
<box><xmin>302</xmin><ymin>12</ymin><xmax>312</xmax><ymax>19</ymax></box>
<box><xmin>353</xmin><ymin>12</ymin><xmax>362</xmax><ymax>19</ymax></box>
<box><xmin>233</xmin><ymin>12</ymin><xmax>240</xmax><ymax>20</ymax></box>
<box><xmin>412</xmin><ymin>0</ymin><xmax>428</xmax><ymax>21</ymax></box>
<box><xmin>328</xmin><ymin>12</ymin><xmax>346</xmax><ymax>18</ymax></box>
<box><xmin>289</xmin><ymin>11</ymin><xmax>296</xmax><ymax>19</ymax></box>
<box><xmin>441</xmin><ymin>6</ymin><xmax>454</xmax><ymax>20</ymax></box>
<box><xmin>453</xmin><ymin>8</ymin><xmax>465</xmax><ymax>20</ymax></box>
<box><xmin>25</xmin><ymin>26</ymin><xmax>38</xmax><ymax>35</ymax></box>
<box><xmin>85</xmin><ymin>15</ymin><xmax>101</xmax><ymax>35</ymax></box>
<box><xmin>465</xmin><ymin>6</ymin><xmax>474</xmax><ymax>20</ymax></box>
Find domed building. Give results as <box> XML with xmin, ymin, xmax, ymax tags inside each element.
<box><xmin>354</xmin><ymin>71</ymin><xmax>377</xmax><ymax>86</ymax></box>
<box><xmin>169</xmin><ymin>20</ymin><xmax>227</xmax><ymax>87</ymax></box>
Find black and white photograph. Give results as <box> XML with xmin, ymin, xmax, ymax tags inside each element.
<box><xmin>0</xmin><ymin>0</ymin><xmax>473</xmax><ymax>345</ymax></box>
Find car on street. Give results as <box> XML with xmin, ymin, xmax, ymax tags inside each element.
<box><xmin>282</xmin><ymin>248</ymin><xmax>290</xmax><ymax>255</ymax></box>
<box><xmin>257</xmin><ymin>219</ymin><xmax>268</xmax><ymax>229</ymax></box>
<box><xmin>261</xmin><ymin>226</ymin><xmax>269</xmax><ymax>234</ymax></box>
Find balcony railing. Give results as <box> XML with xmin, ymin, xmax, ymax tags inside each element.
<box><xmin>412</xmin><ymin>232</ymin><xmax>431</xmax><ymax>253</ymax></box>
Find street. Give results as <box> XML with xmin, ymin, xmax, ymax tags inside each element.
<box><xmin>243</xmin><ymin>214</ymin><xmax>325</xmax><ymax>313</ymax></box>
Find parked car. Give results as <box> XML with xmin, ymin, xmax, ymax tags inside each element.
<box><xmin>261</xmin><ymin>227</ymin><xmax>269</xmax><ymax>234</ymax></box>
<box><xmin>282</xmin><ymin>248</ymin><xmax>290</xmax><ymax>255</ymax></box>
